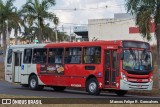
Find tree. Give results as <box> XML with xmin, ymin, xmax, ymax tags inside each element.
<box><xmin>53</xmin><ymin>16</ymin><xmax>59</xmax><ymax>42</ymax></box>
<box><xmin>12</xmin><ymin>9</ymin><xmax>22</xmax><ymax>45</ymax></box>
<box><xmin>125</xmin><ymin>0</ymin><xmax>160</xmax><ymax>89</ymax></box>
<box><xmin>42</xmin><ymin>23</ymin><xmax>69</xmax><ymax>42</ymax></box>
<box><xmin>42</xmin><ymin>23</ymin><xmax>55</xmax><ymax>42</ymax></box>
<box><xmin>7</xmin><ymin>9</ymin><xmax>21</xmax><ymax>45</ymax></box>
<box><xmin>0</xmin><ymin>0</ymin><xmax>17</xmax><ymax>53</ymax></box>
<box><xmin>21</xmin><ymin>22</ymin><xmax>38</xmax><ymax>43</ymax></box>
<box><xmin>22</xmin><ymin>0</ymin><xmax>58</xmax><ymax>43</ymax></box>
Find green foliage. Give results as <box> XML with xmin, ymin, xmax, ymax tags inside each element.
<box><xmin>0</xmin><ymin>0</ymin><xmax>18</xmax><ymax>51</ymax></box>
<box><xmin>126</xmin><ymin>0</ymin><xmax>160</xmax><ymax>88</ymax></box>
<box><xmin>22</xmin><ymin>0</ymin><xmax>59</xmax><ymax>43</ymax></box>
<box><xmin>125</xmin><ymin>0</ymin><xmax>160</xmax><ymax>41</ymax></box>
<box><xmin>0</xmin><ymin>0</ymin><xmax>62</xmax><ymax>46</ymax></box>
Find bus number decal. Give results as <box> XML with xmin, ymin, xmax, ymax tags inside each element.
<box><xmin>71</xmin><ymin>84</ymin><xmax>82</xmax><ymax>87</ymax></box>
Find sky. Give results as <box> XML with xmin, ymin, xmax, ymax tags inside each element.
<box><xmin>12</xmin><ymin>0</ymin><xmax>126</xmax><ymax>33</ymax></box>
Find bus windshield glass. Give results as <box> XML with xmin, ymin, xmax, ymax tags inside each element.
<box><xmin>123</xmin><ymin>49</ymin><xmax>152</xmax><ymax>73</ymax></box>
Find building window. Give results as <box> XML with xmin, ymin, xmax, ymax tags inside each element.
<box><xmin>83</xmin><ymin>47</ymin><xmax>101</xmax><ymax>64</ymax></box>
<box><xmin>23</xmin><ymin>49</ymin><xmax>32</xmax><ymax>64</ymax></box>
<box><xmin>65</xmin><ymin>47</ymin><xmax>81</xmax><ymax>64</ymax></box>
<box><xmin>7</xmin><ymin>49</ymin><xmax>12</xmax><ymax>64</ymax></box>
<box><xmin>32</xmin><ymin>48</ymin><xmax>47</xmax><ymax>64</ymax></box>
<box><xmin>48</xmin><ymin>48</ymin><xmax>64</xmax><ymax>64</ymax></box>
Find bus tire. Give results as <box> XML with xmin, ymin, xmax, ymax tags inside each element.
<box><xmin>29</xmin><ymin>75</ymin><xmax>43</xmax><ymax>90</ymax></box>
<box><xmin>53</xmin><ymin>86</ymin><xmax>66</xmax><ymax>91</ymax></box>
<box><xmin>115</xmin><ymin>90</ymin><xmax>127</xmax><ymax>96</ymax></box>
<box><xmin>86</xmin><ymin>78</ymin><xmax>101</xmax><ymax>95</ymax></box>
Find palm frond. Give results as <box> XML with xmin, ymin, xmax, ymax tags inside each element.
<box><xmin>136</xmin><ymin>6</ymin><xmax>153</xmax><ymax>41</ymax></box>
<box><xmin>42</xmin><ymin>0</ymin><xmax>55</xmax><ymax>10</ymax></box>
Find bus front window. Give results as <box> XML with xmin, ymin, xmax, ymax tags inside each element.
<box><xmin>123</xmin><ymin>50</ymin><xmax>152</xmax><ymax>73</ymax></box>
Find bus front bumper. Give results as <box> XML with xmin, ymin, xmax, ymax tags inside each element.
<box><xmin>120</xmin><ymin>80</ymin><xmax>153</xmax><ymax>90</ymax></box>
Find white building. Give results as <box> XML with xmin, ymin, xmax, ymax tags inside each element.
<box><xmin>73</xmin><ymin>26</ymin><xmax>88</xmax><ymax>41</ymax></box>
<box><xmin>88</xmin><ymin>13</ymin><xmax>156</xmax><ymax>45</ymax></box>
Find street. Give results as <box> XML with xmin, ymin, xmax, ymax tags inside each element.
<box><xmin>0</xmin><ymin>80</ymin><xmax>159</xmax><ymax>98</ymax></box>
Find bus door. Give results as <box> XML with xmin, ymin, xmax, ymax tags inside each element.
<box><xmin>13</xmin><ymin>52</ymin><xmax>22</xmax><ymax>83</ymax></box>
<box><xmin>5</xmin><ymin>49</ymin><xmax>13</xmax><ymax>83</ymax></box>
<box><xmin>104</xmin><ymin>50</ymin><xmax>117</xmax><ymax>88</ymax></box>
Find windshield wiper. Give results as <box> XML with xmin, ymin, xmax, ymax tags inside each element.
<box><xmin>142</xmin><ymin>49</ymin><xmax>148</xmax><ymax>61</ymax></box>
<box><xmin>129</xmin><ymin>48</ymin><xmax>136</xmax><ymax>60</ymax></box>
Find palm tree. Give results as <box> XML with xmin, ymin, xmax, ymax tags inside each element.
<box><xmin>22</xmin><ymin>23</ymin><xmax>38</xmax><ymax>43</ymax></box>
<box><xmin>53</xmin><ymin>16</ymin><xmax>59</xmax><ymax>42</ymax></box>
<box><xmin>42</xmin><ymin>23</ymin><xmax>55</xmax><ymax>42</ymax></box>
<box><xmin>12</xmin><ymin>9</ymin><xmax>22</xmax><ymax>45</ymax></box>
<box><xmin>42</xmin><ymin>23</ymin><xmax>69</xmax><ymax>42</ymax></box>
<box><xmin>125</xmin><ymin>0</ymin><xmax>160</xmax><ymax>88</ymax></box>
<box><xmin>22</xmin><ymin>0</ymin><xmax>58</xmax><ymax>43</ymax></box>
<box><xmin>0</xmin><ymin>0</ymin><xmax>17</xmax><ymax>52</ymax></box>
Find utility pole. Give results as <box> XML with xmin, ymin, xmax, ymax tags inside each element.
<box><xmin>70</xmin><ymin>26</ymin><xmax>71</xmax><ymax>42</ymax></box>
<box><xmin>6</xmin><ymin>20</ymin><xmax>9</xmax><ymax>46</ymax></box>
<box><xmin>55</xmin><ymin>26</ymin><xmax>58</xmax><ymax>43</ymax></box>
<box><xmin>62</xmin><ymin>25</ymin><xmax>64</xmax><ymax>41</ymax></box>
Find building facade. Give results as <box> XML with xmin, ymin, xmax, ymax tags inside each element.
<box><xmin>88</xmin><ymin>13</ymin><xmax>156</xmax><ymax>45</ymax></box>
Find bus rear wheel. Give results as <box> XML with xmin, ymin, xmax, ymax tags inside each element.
<box><xmin>86</xmin><ymin>78</ymin><xmax>101</xmax><ymax>95</ymax></box>
<box><xmin>29</xmin><ymin>75</ymin><xmax>44</xmax><ymax>90</ymax></box>
<box><xmin>115</xmin><ymin>90</ymin><xmax>127</xmax><ymax>96</ymax></box>
<box><xmin>53</xmin><ymin>86</ymin><xmax>66</xmax><ymax>91</ymax></box>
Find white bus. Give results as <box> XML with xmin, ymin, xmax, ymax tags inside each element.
<box><xmin>5</xmin><ymin>44</ymin><xmax>45</xmax><ymax>88</ymax></box>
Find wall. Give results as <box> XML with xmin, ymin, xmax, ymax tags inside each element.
<box><xmin>88</xmin><ymin>18</ymin><xmax>156</xmax><ymax>45</ymax></box>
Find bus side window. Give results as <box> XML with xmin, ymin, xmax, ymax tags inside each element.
<box><xmin>7</xmin><ymin>49</ymin><xmax>12</xmax><ymax>64</ymax></box>
<box><xmin>33</xmin><ymin>48</ymin><xmax>47</xmax><ymax>64</ymax></box>
<box><xmin>48</xmin><ymin>48</ymin><xmax>64</xmax><ymax>64</ymax></box>
<box><xmin>23</xmin><ymin>49</ymin><xmax>32</xmax><ymax>64</ymax></box>
<box><xmin>65</xmin><ymin>47</ymin><xmax>81</xmax><ymax>64</ymax></box>
<box><xmin>83</xmin><ymin>47</ymin><xmax>101</xmax><ymax>64</ymax></box>
<box><xmin>55</xmin><ymin>48</ymin><xmax>63</xmax><ymax>64</ymax></box>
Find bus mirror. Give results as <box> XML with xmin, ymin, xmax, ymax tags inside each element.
<box><xmin>120</xmin><ymin>52</ymin><xmax>124</xmax><ymax>60</ymax></box>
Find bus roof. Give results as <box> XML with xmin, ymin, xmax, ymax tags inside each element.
<box><xmin>8</xmin><ymin>44</ymin><xmax>46</xmax><ymax>49</ymax></box>
<box><xmin>8</xmin><ymin>40</ymin><xmax>150</xmax><ymax>49</ymax></box>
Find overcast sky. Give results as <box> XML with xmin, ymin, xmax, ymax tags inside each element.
<box><xmin>12</xmin><ymin>0</ymin><xmax>126</xmax><ymax>33</ymax></box>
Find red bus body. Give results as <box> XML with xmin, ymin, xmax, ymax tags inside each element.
<box><xmin>5</xmin><ymin>40</ymin><xmax>153</xmax><ymax>95</ymax></box>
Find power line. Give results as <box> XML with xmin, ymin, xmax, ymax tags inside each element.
<box><xmin>51</xmin><ymin>4</ymin><xmax>125</xmax><ymax>13</ymax></box>
<box><xmin>58</xmin><ymin>18</ymin><xmax>134</xmax><ymax>26</ymax></box>
<box><xmin>51</xmin><ymin>8</ymin><xmax>107</xmax><ymax>13</ymax></box>
<box><xmin>52</xmin><ymin>4</ymin><xmax>124</xmax><ymax>12</ymax></box>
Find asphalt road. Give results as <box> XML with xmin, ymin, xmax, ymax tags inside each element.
<box><xmin>0</xmin><ymin>80</ymin><xmax>159</xmax><ymax>98</ymax></box>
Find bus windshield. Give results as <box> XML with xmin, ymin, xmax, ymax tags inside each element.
<box><xmin>123</xmin><ymin>49</ymin><xmax>152</xmax><ymax>73</ymax></box>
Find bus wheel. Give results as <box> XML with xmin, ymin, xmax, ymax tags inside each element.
<box><xmin>29</xmin><ymin>75</ymin><xmax>43</xmax><ymax>90</ymax></box>
<box><xmin>53</xmin><ymin>86</ymin><xmax>66</xmax><ymax>91</ymax></box>
<box><xmin>86</xmin><ymin>78</ymin><xmax>101</xmax><ymax>95</ymax></box>
<box><xmin>115</xmin><ymin>90</ymin><xmax>127</xmax><ymax>96</ymax></box>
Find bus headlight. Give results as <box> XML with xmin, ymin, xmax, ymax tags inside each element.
<box><xmin>149</xmin><ymin>76</ymin><xmax>153</xmax><ymax>82</ymax></box>
<box><xmin>121</xmin><ymin>73</ymin><xmax>127</xmax><ymax>81</ymax></box>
